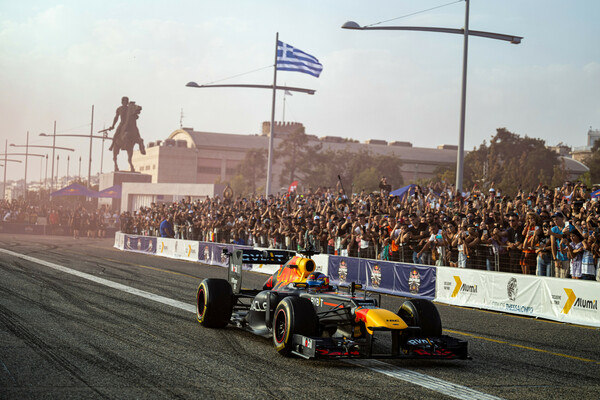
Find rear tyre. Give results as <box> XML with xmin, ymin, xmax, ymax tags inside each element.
<box><xmin>397</xmin><ymin>299</ymin><xmax>442</xmax><ymax>337</ymax></box>
<box><xmin>272</xmin><ymin>297</ymin><xmax>318</xmax><ymax>356</ymax></box>
<box><xmin>196</xmin><ymin>278</ymin><xmax>233</xmax><ymax>328</ymax></box>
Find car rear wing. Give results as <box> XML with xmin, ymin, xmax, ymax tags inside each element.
<box><xmin>223</xmin><ymin>248</ymin><xmax>295</xmax><ymax>294</ymax></box>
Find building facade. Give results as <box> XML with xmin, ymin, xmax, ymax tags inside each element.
<box><xmin>131</xmin><ymin>122</ymin><xmax>459</xmax><ymax>192</ymax></box>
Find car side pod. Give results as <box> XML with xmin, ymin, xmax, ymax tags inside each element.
<box><xmin>354</xmin><ymin>308</ymin><xmax>408</xmax><ymax>334</ymax></box>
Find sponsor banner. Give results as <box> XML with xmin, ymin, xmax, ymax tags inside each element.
<box><xmin>172</xmin><ymin>239</ymin><xmax>199</xmax><ymax>261</ymax></box>
<box><xmin>486</xmin><ymin>273</ymin><xmax>546</xmax><ymax>317</ymax></box>
<box><xmin>198</xmin><ymin>242</ymin><xmax>229</xmax><ymax>267</ymax></box>
<box><xmin>396</xmin><ymin>263</ymin><xmax>436</xmax><ymax>299</ymax></box>
<box><xmin>124</xmin><ymin>235</ymin><xmax>157</xmax><ymax>254</ymax></box>
<box><xmin>329</xmin><ymin>256</ymin><xmax>363</xmax><ymax>286</ymax></box>
<box><xmin>114</xmin><ymin>231</ymin><xmax>125</xmax><ymax>250</ymax></box>
<box><xmin>435</xmin><ymin>267</ymin><xmax>487</xmax><ymax>307</ymax></box>
<box><xmin>544</xmin><ymin>278</ymin><xmax>600</xmax><ymax>327</ymax></box>
<box><xmin>365</xmin><ymin>260</ymin><xmax>395</xmax><ymax>294</ymax></box>
<box><xmin>312</xmin><ymin>254</ymin><xmax>329</xmax><ymax>275</ymax></box>
<box><xmin>156</xmin><ymin>237</ymin><xmax>176</xmax><ymax>258</ymax></box>
<box><xmin>328</xmin><ymin>257</ymin><xmax>435</xmax><ymax>299</ymax></box>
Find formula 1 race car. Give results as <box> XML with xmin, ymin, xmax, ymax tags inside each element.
<box><xmin>195</xmin><ymin>248</ymin><xmax>469</xmax><ymax>360</ymax></box>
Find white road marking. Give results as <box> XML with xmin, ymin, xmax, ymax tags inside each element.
<box><xmin>1</xmin><ymin>248</ymin><xmax>504</xmax><ymax>400</ymax></box>
<box><xmin>346</xmin><ymin>359</ymin><xmax>503</xmax><ymax>400</ymax></box>
<box><xmin>0</xmin><ymin>248</ymin><xmax>195</xmax><ymax>314</ymax></box>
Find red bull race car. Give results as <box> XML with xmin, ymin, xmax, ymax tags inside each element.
<box><xmin>196</xmin><ymin>248</ymin><xmax>469</xmax><ymax>360</ymax></box>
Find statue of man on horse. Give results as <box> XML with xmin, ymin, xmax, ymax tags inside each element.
<box><xmin>107</xmin><ymin>96</ymin><xmax>146</xmax><ymax>172</ymax></box>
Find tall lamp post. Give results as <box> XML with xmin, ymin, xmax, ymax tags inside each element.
<box><xmin>45</xmin><ymin>154</ymin><xmax>48</xmax><ymax>189</ymax></box>
<box><xmin>56</xmin><ymin>155</ymin><xmax>60</xmax><ymax>187</ymax></box>
<box><xmin>186</xmin><ymin>82</ymin><xmax>315</xmax><ymax>196</ymax></box>
<box><xmin>40</xmin><ymin>131</ymin><xmax>109</xmax><ymax>188</ymax></box>
<box><xmin>9</xmin><ymin>142</ymin><xmax>74</xmax><ymax>195</ymax></box>
<box><xmin>1</xmin><ymin>139</ymin><xmax>23</xmax><ymax>199</ymax></box>
<box><xmin>342</xmin><ymin>0</ymin><xmax>522</xmax><ymax>191</ymax></box>
<box><xmin>0</xmin><ymin>152</ymin><xmax>44</xmax><ymax>199</ymax></box>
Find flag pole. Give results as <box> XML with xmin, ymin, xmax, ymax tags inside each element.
<box><xmin>265</xmin><ymin>32</ymin><xmax>279</xmax><ymax>197</ymax></box>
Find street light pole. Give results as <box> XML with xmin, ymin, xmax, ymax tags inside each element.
<box><xmin>56</xmin><ymin>155</ymin><xmax>60</xmax><ymax>187</ymax></box>
<box><xmin>3</xmin><ymin>140</ymin><xmax>6</xmax><ymax>200</ymax></box>
<box><xmin>79</xmin><ymin>156</ymin><xmax>82</xmax><ymax>181</ymax></box>
<box><xmin>67</xmin><ymin>155</ymin><xmax>70</xmax><ymax>184</ymax></box>
<box><xmin>24</xmin><ymin>131</ymin><xmax>29</xmax><ymax>199</ymax></box>
<box><xmin>88</xmin><ymin>105</ymin><xmax>94</xmax><ymax>189</ymax></box>
<box><xmin>342</xmin><ymin>0</ymin><xmax>521</xmax><ymax>191</ymax></box>
<box><xmin>45</xmin><ymin>154</ymin><xmax>48</xmax><ymax>189</ymax></box>
<box><xmin>51</xmin><ymin>121</ymin><xmax>56</xmax><ymax>191</ymax></box>
<box><xmin>186</xmin><ymin>76</ymin><xmax>315</xmax><ymax>197</ymax></box>
<box><xmin>456</xmin><ymin>0</ymin><xmax>470</xmax><ymax>193</ymax></box>
<box><xmin>1</xmin><ymin>141</ymin><xmax>24</xmax><ymax>200</ymax></box>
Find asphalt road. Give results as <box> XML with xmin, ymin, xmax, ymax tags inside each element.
<box><xmin>0</xmin><ymin>233</ymin><xmax>598</xmax><ymax>400</ymax></box>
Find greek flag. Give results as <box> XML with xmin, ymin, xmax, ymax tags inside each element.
<box><xmin>276</xmin><ymin>41</ymin><xmax>323</xmax><ymax>78</ymax></box>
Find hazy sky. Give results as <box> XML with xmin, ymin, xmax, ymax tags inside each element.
<box><xmin>1</xmin><ymin>0</ymin><xmax>599</xmax><ymax>183</ymax></box>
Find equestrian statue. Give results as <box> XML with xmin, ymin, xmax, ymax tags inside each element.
<box><xmin>106</xmin><ymin>96</ymin><xmax>146</xmax><ymax>172</ymax></box>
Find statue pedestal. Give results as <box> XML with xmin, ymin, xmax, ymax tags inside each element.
<box><xmin>99</xmin><ymin>171</ymin><xmax>152</xmax><ymax>211</ymax></box>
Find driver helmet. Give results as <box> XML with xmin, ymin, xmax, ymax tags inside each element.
<box><xmin>306</xmin><ymin>272</ymin><xmax>330</xmax><ymax>290</ymax></box>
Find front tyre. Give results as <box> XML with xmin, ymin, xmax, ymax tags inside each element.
<box><xmin>272</xmin><ymin>297</ymin><xmax>318</xmax><ymax>356</ymax></box>
<box><xmin>397</xmin><ymin>299</ymin><xmax>442</xmax><ymax>337</ymax></box>
<box><xmin>196</xmin><ymin>278</ymin><xmax>233</xmax><ymax>328</ymax></box>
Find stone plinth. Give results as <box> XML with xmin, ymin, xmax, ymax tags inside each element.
<box><xmin>99</xmin><ymin>171</ymin><xmax>152</xmax><ymax>211</ymax></box>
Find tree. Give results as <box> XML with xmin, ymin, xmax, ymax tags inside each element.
<box><xmin>463</xmin><ymin>128</ymin><xmax>560</xmax><ymax>195</ymax></box>
<box><xmin>231</xmin><ymin>148</ymin><xmax>267</xmax><ymax>196</ymax></box>
<box><xmin>299</xmin><ymin>147</ymin><xmax>404</xmax><ymax>193</ymax></box>
<box><xmin>274</xmin><ymin>125</ymin><xmax>322</xmax><ymax>187</ymax></box>
<box><xmin>583</xmin><ymin>140</ymin><xmax>600</xmax><ymax>185</ymax></box>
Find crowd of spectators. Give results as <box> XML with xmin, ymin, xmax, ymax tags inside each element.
<box><xmin>118</xmin><ymin>179</ymin><xmax>600</xmax><ymax>281</ymax></box>
<box><xmin>1</xmin><ymin>199</ymin><xmax>117</xmax><ymax>239</ymax></box>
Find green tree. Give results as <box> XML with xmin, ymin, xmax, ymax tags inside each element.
<box><xmin>353</xmin><ymin>166</ymin><xmax>380</xmax><ymax>193</ymax></box>
<box><xmin>583</xmin><ymin>140</ymin><xmax>600</xmax><ymax>185</ymax></box>
<box><xmin>463</xmin><ymin>128</ymin><xmax>560</xmax><ymax>195</ymax></box>
<box><xmin>300</xmin><ymin>147</ymin><xmax>403</xmax><ymax>193</ymax></box>
<box><xmin>232</xmin><ymin>148</ymin><xmax>267</xmax><ymax>196</ymax></box>
<box><xmin>275</xmin><ymin>126</ymin><xmax>322</xmax><ymax>187</ymax></box>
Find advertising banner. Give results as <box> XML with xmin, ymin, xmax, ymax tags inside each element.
<box><xmin>328</xmin><ymin>256</ymin><xmax>363</xmax><ymax>286</ymax></box>
<box><xmin>198</xmin><ymin>242</ymin><xmax>227</xmax><ymax>267</ymax></box>
<box><xmin>396</xmin><ymin>263</ymin><xmax>436</xmax><ymax>299</ymax></box>
<box><xmin>365</xmin><ymin>260</ymin><xmax>395</xmax><ymax>294</ymax></box>
<box><xmin>124</xmin><ymin>235</ymin><xmax>157</xmax><ymax>254</ymax></box>
<box><xmin>312</xmin><ymin>254</ymin><xmax>329</xmax><ymax>275</ymax></box>
<box><xmin>172</xmin><ymin>239</ymin><xmax>199</xmax><ymax>261</ymax></box>
<box><xmin>435</xmin><ymin>267</ymin><xmax>488</xmax><ymax>308</ymax></box>
<box><xmin>543</xmin><ymin>278</ymin><xmax>600</xmax><ymax>327</ymax></box>
<box><xmin>156</xmin><ymin>237</ymin><xmax>175</xmax><ymax>258</ymax></box>
<box><xmin>114</xmin><ymin>231</ymin><xmax>125</xmax><ymax>250</ymax></box>
<box><xmin>486</xmin><ymin>273</ymin><xmax>546</xmax><ymax>317</ymax></box>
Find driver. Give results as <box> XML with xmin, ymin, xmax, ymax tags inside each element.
<box><xmin>306</xmin><ymin>272</ymin><xmax>330</xmax><ymax>291</ymax></box>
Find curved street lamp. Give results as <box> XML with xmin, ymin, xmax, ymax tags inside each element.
<box><xmin>186</xmin><ymin>75</ymin><xmax>316</xmax><ymax>196</ymax></box>
<box><xmin>10</xmin><ymin>141</ymin><xmax>75</xmax><ymax>195</ymax></box>
<box><xmin>39</xmin><ymin>106</ymin><xmax>98</xmax><ymax>192</ymax></box>
<box><xmin>342</xmin><ymin>0</ymin><xmax>522</xmax><ymax>191</ymax></box>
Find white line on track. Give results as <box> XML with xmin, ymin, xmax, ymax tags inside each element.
<box><xmin>1</xmin><ymin>248</ymin><xmax>504</xmax><ymax>400</ymax></box>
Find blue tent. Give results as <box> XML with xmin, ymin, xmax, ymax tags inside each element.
<box><xmin>389</xmin><ymin>184</ymin><xmax>418</xmax><ymax>199</ymax></box>
<box><xmin>96</xmin><ymin>185</ymin><xmax>122</xmax><ymax>198</ymax></box>
<box><xmin>50</xmin><ymin>183</ymin><xmax>97</xmax><ymax>197</ymax></box>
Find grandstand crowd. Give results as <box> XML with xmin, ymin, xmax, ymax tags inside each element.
<box><xmin>2</xmin><ymin>180</ymin><xmax>600</xmax><ymax>281</ymax></box>
<box><xmin>0</xmin><ymin>200</ymin><xmax>116</xmax><ymax>239</ymax></box>
<box><xmin>117</xmin><ymin>180</ymin><xmax>598</xmax><ymax>281</ymax></box>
